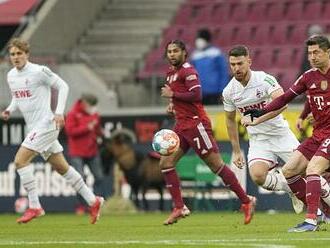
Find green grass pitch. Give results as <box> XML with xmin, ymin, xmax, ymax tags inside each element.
<box><xmin>0</xmin><ymin>212</ymin><xmax>329</xmax><ymax>247</ymax></box>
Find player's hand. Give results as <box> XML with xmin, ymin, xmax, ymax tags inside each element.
<box><xmin>296</xmin><ymin>118</ymin><xmax>304</xmax><ymax>132</ymax></box>
<box><xmin>232</xmin><ymin>151</ymin><xmax>245</xmax><ymax>169</ymax></box>
<box><xmin>161</xmin><ymin>84</ymin><xmax>174</xmax><ymax>98</ymax></box>
<box><xmin>87</xmin><ymin>120</ymin><xmax>97</xmax><ymax>130</ymax></box>
<box><xmin>166</xmin><ymin>103</ymin><xmax>175</xmax><ymax>115</ymax></box>
<box><xmin>306</xmin><ymin>114</ymin><xmax>315</xmax><ymax>125</ymax></box>
<box><xmin>244</xmin><ymin>109</ymin><xmax>266</xmax><ymax>121</ymax></box>
<box><xmin>54</xmin><ymin>114</ymin><xmax>65</xmax><ymax>130</ymax></box>
<box><xmin>1</xmin><ymin>110</ymin><xmax>10</xmax><ymax>121</ymax></box>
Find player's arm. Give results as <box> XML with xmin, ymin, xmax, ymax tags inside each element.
<box><xmin>244</xmin><ymin>74</ymin><xmax>307</xmax><ymax>119</ymax></box>
<box><xmin>242</xmin><ymin>89</ymin><xmax>287</xmax><ymax>126</ymax></box>
<box><xmin>1</xmin><ymin>98</ymin><xmax>18</xmax><ymax>121</ymax></box>
<box><xmin>40</xmin><ymin>67</ymin><xmax>69</xmax><ymax>129</ymax></box>
<box><xmin>225</xmin><ymin>110</ymin><xmax>244</xmax><ymax>168</ymax></box>
<box><xmin>161</xmin><ymin>84</ymin><xmax>202</xmax><ymax>102</ymax></box>
<box><xmin>296</xmin><ymin>100</ymin><xmax>312</xmax><ymax>131</ymax></box>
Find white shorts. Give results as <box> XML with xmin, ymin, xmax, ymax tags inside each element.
<box><xmin>22</xmin><ymin>128</ymin><xmax>63</xmax><ymax>161</ymax></box>
<box><xmin>247</xmin><ymin>130</ymin><xmax>299</xmax><ymax>168</ymax></box>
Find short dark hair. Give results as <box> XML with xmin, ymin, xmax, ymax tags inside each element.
<box><xmin>228</xmin><ymin>45</ymin><xmax>250</xmax><ymax>57</ymax></box>
<box><xmin>306</xmin><ymin>35</ymin><xmax>330</xmax><ymax>51</ymax></box>
<box><xmin>165</xmin><ymin>39</ymin><xmax>187</xmax><ymax>57</ymax></box>
<box><xmin>81</xmin><ymin>93</ymin><xmax>98</xmax><ymax>106</ymax></box>
<box><xmin>197</xmin><ymin>28</ymin><xmax>212</xmax><ymax>42</ymax></box>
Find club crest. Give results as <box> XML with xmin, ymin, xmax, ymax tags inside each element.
<box><xmin>321</xmin><ymin>80</ymin><xmax>328</xmax><ymax>91</ymax></box>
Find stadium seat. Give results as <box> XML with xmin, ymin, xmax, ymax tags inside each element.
<box><xmin>285</xmin><ymin>1</ymin><xmax>303</xmax><ymax>21</ymax></box>
<box><xmin>228</xmin><ymin>2</ymin><xmax>249</xmax><ymax>23</ymax></box>
<box><xmin>265</xmin><ymin>1</ymin><xmax>285</xmax><ymax>22</ymax></box>
<box><xmin>303</xmin><ymin>0</ymin><xmax>323</xmax><ymax>20</ymax></box>
<box><xmin>251</xmin><ymin>47</ymin><xmax>274</xmax><ymax>70</ymax></box>
<box><xmin>322</xmin><ymin>1</ymin><xmax>330</xmax><ymax>19</ymax></box>
<box><xmin>246</xmin><ymin>1</ymin><xmax>267</xmax><ymax>23</ymax></box>
<box><xmin>210</xmin><ymin>1</ymin><xmax>230</xmax><ymax>24</ymax></box>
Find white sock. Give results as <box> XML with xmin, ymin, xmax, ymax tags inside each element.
<box><xmin>63</xmin><ymin>166</ymin><xmax>96</xmax><ymax>206</ymax></box>
<box><xmin>262</xmin><ymin>169</ymin><xmax>291</xmax><ymax>193</ymax></box>
<box><xmin>17</xmin><ymin>165</ymin><xmax>41</xmax><ymax>209</ymax></box>
<box><xmin>320</xmin><ymin>176</ymin><xmax>330</xmax><ymax>206</ymax></box>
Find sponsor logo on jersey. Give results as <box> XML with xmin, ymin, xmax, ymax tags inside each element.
<box><xmin>237</xmin><ymin>100</ymin><xmax>267</xmax><ymax>113</ymax></box>
<box><xmin>321</xmin><ymin>80</ymin><xmax>328</xmax><ymax>91</ymax></box>
<box><xmin>186</xmin><ymin>74</ymin><xmax>197</xmax><ymax>81</ymax></box>
<box><xmin>13</xmin><ymin>90</ymin><xmax>32</xmax><ymax>98</ymax></box>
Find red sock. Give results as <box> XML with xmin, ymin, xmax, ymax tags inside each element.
<box><xmin>161</xmin><ymin>168</ymin><xmax>184</xmax><ymax>208</ymax></box>
<box><xmin>306</xmin><ymin>174</ymin><xmax>321</xmax><ymax>219</ymax></box>
<box><xmin>217</xmin><ymin>166</ymin><xmax>250</xmax><ymax>204</ymax></box>
<box><xmin>286</xmin><ymin>175</ymin><xmax>306</xmax><ymax>205</ymax></box>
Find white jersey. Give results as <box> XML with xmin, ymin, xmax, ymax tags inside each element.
<box><xmin>6</xmin><ymin>62</ymin><xmax>69</xmax><ymax>132</ymax></box>
<box><xmin>223</xmin><ymin>70</ymin><xmax>289</xmax><ymax>138</ymax></box>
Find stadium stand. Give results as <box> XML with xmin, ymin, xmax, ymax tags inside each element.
<box><xmin>138</xmin><ymin>0</ymin><xmax>330</xmax><ymax>92</ymax></box>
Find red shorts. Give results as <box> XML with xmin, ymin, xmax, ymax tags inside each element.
<box><xmin>174</xmin><ymin>121</ymin><xmax>219</xmax><ymax>157</ymax></box>
<box><xmin>298</xmin><ymin>136</ymin><xmax>330</xmax><ymax>161</ymax></box>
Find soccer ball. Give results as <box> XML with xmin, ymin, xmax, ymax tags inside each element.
<box><xmin>152</xmin><ymin>129</ymin><xmax>180</xmax><ymax>156</ymax></box>
<box><xmin>14</xmin><ymin>197</ymin><xmax>28</xmax><ymax>213</ymax></box>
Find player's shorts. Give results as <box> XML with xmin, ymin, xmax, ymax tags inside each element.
<box><xmin>22</xmin><ymin>128</ymin><xmax>63</xmax><ymax>161</ymax></box>
<box><xmin>174</xmin><ymin>121</ymin><xmax>219</xmax><ymax>157</ymax></box>
<box><xmin>314</xmin><ymin>138</ymin><xmax>330</xmax><ymax>161</ymax></box>
<box><xmin>248</xmin><ymin>130</ymin><xmax>299</xmax><ymax>168</ymax></box>
<box><xmin>297</xmin><ymin>136</ymin><xmax>322</xmax><ymax>161</ymax></box>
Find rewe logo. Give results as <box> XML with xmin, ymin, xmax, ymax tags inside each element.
<box><xmin>13</xmin><ymin>90</ymin><xmax>32</xmax><ymax>98</ymax></box>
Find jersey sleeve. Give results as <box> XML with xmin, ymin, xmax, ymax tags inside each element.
<box><xmin>182</xmin><ymin>67</ymin><xmax>201</xmax><ymax>92</ymax></box>
<box><xmin>222</xmin><ymin>87</ymin><xmax>236</xmax><ymax>112</ymax></box>
<box><xmin>263</xmin><ymin>73</ymin><xmax>282</xmax><ymax>95</ymax></box>
<box><xmin>39</xmin><ymin>66</ymin><xmax>69</xmax><ymax>114</ymax></box>
<box><xmin>290</xmin><ymin>73</ymin><xmax>308</xmax><ymax>96</ymax></box>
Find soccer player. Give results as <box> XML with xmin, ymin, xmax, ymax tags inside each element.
<box><xmin>160</xmin><ymin>40</ymin><xmax>256</xmax><ymax>225</ymax></box>
<box><xmin>1</xmin><ymin>38</ymin><xmax>104</xmax><ymax>224</ymax></box>
<box><xmin>245</xmin><ymin>35</ymin><xmax>330</xmax><ymax>232</ymax></box>
<box><xmin>223</xmin><ymin>45</ymin><xmax>303</xmax><ymax>214</ymax></box>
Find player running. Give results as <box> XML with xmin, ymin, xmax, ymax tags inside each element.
<box><xmin>245</xmin><ymin>35</ymin><xmax>330</xmax><ymax>232</ymax></box>
<box><xmin>223</xmin><ymin>45</ymin><xmax>303</xmax><ymax>214</ymax></box>
<box><xmin>1</xmin><ymin>38</ymin><xmax>103</xmax><ymax>224</ymax></box>
<box><xmin>159</xmin><ymin>40</ymin><xmax>256</xmax><ymax>226</ymax></box>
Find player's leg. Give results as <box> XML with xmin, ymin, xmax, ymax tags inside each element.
<box><xmin>160</xmin><ymin>146</ymin><xmax>190</xmax><ymax>225</ymax></box>
<box><xmin>202</xmin><ymin>151</ymin><xmax>256</xmax><ymax>224</ymax></box>
<box><xmin>281</xmin><ymin>150</ymin><xmax>309</xmax><ymax>205</ymax></box>
<box><xmin>47</xmin><ymin>151</ymin><xmax>103</xmax><ymax>224</ymax></box>
<box><xmin>189</xmin><ymin>122</ymin><xmax>255</xmax><ymax>224</ymax></box>
<box><xmin>15</xmin><ymin>146</ymin><xmax>45</xmax><ymax>223</ymax></box>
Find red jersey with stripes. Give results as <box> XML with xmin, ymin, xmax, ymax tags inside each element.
<box><xmin>166</xmin><ymin>62</ymin><xmax>210</xmax><ymax>130</ymax></box>
<box><xmin>290</xmin><ymin>68</ymin><xmax>330</xmax><ymax>142</ymax></box>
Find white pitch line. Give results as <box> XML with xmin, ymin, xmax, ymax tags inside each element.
<box><xmin>0</xmin><ymin>238</ymin><xmax>325</xmax><ymax>247</ymax></box>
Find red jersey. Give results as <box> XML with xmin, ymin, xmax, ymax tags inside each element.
<box><xmin>290</xmin><ymin>68</ymin><xmax>330</xmax><ymax>142</ymax></box>
<box><xmin>166</xmin><ymin>62</ymin><xmax>210</xmax><ymax>130</ymax></box>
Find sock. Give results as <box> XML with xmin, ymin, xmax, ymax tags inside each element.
<box><xmin>320</xmin><ymin>176</ymin><xmax>330</xmax><ymax>206</ymax></box>
<box><xmin>306</xmin><ymin>174</ymin><xmax>321</xmax><ymax>219</ymax></box>
<box><xmin>217</xmin><ymin>165</ymin><xmax>250</xmax><ymax>204</ymax></box>
<box><xmin>286</xmin><ymin>175</ymin><xmax>307</xmax><ymax>205</ymax></box>
<box><xmin>161</xmin><ymin>168</ymin><xmax>184</xmax><ymax>208</ymax></box>
<box><xmin>63</xmin><ymin>166</ymin><xmax>96</xmax><ymax>206</ymax></box>
<box><xmin>17</xmin><ymin>165</ymin><xmax>41</xmax><ymax>209</ymax></box>
<box><xmin>262</xmin><ymin>169</ymin><xmax>291</xmax><ymax>193</ymax></box>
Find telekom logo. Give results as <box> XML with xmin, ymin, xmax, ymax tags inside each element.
<box><xmin>13</xmin><ymin>90</ymin><xmax>32</xmax><ymax>98</ymax></box>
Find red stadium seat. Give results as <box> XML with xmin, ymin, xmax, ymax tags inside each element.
<box><xmin>285</xmin><ymin>1</ymin><xmax>303</xmax><ymax>21</ymax></box>
<box><xmin>210</xmin><ymin>1</ymin><xmax>230</xmax><ymax>24</ymax></box>
<box><xmin>251</xmin><ymin>47</ymin><xmax>274</xmax><ymax>70</ymax></box>
<box><xmin>229</xmin><ymin>2</ymin><xmax>249</xmax><ymax>23</ymax></box>
<box><xmin>322</xmin><ymin>1</ymin><xmax>330</xmax><ymax>19</ymax></box>
<box><xmin>273</xmin><ymin>46</ymin><xmax>303</xmax><ymax>68</ymax></box>
<box><xmin>265</xmin><ymin>1</ymin><xmax>285</xmax><ymax>22</ymax></box>
<box><xmin>246</xmin><ymin>1</ymin><xmax>267</xmax><ymax>23</ymax></box>
<box><xmin>303</xmin><ymin>1</ymin><xmax>322</xmax><ymax>20</ymax></box>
